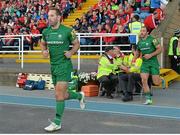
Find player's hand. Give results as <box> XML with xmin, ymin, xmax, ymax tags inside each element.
<box><xmin>64</xmin><ymin>51</ymin><xmax>73</xmax><ymax>58</ymax></box>
<box><xmin>143</xmin><ymin>54</ymin><xmax>152</xmax><ymax>60</ymax></box>
<box><xmin>42</xmin><ymin>50</ymin><xmax>49</xmax><ymax>58</ymax></box>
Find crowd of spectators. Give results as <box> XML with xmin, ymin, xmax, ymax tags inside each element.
<box><xmin>0</xmin><ymin>0</ymin><xmax>79</xmax><ymax>49</ymax></box>
<box><xmin>0</xmin><ymin>0</ymin><xmax>168</xmax><ymax>50</ymax></box>
<box><xmin>72</xmin><ymin>0</ymin><xmax>168</xmax><ymax>47</ymax></box>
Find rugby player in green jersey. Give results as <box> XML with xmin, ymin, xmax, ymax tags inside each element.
<box><xmin>40</xmin><ymin>7</ymin><xmax>85</xmax><ymax>132</ymax></box>
<box><xmin>136</xmin><ymin>26</ymin><xmax>165</xmax><ymax>105</ymax></box>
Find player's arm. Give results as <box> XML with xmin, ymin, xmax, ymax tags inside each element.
<box><xmin>144</xmin><ymin>38</ymin><xmax>162</xmax><ymax>60</ymax></box>
<box><xmin>40</xmin><ymin>32</ymin><xmax>49</xmax><ymax>58</ymax></box>
<box><xmin>150</xmin><ymin>44</ymin><xmax>162</xmax><ymax>57</ymax></box>
<box><xmin>40</xmin><ymin>40</ymin><xmax>48</xmax><ymax>51</ymax></box>
<box><xmin>65</xmin><ymin>38</ymin><xmax>80</xmax><ymax>58</ymax></box>
<box><xmin>65</xmin><ymin>29</ymin><xmax>80</xmax><ymax>58</ymax></box>
<box><xmin>70</xmin><ymin>39</ymin><xmax>80</xmax><ymax>55</ymax></box>
<box><xmin>150</xmin><ymin>38</ymin><xmax>162</xmax><ymax>56</ymax></box>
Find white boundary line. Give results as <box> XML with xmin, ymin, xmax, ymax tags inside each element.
<box><xmin>1</xmin><ymin>94</ymin><xmax>180</xmax><ymax>110</ymax></box>
<box><xmin>0</xmin><ymin>101</ymin><xmax>180</xmax><ymax>121</ymax></box>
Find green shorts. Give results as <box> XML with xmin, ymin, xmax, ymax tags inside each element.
<box><xmin>51</xmin><ymin>64</ymin><xmax>73</xmax><ymax>85</ymax></box>
<box><xmin>140</xmin><ymin>62</ymin><xmax>160</xmax><ymax>75</ymax></box>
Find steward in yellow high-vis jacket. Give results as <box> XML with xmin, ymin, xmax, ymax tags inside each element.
<box><xmin>168</xmin><ymin>29</ymin><xmax>180</xmax><ymax>74</ymax></box>
<box><xmin>119</xmin><ymin>45</ymin><xmax>152</xmax><ymax>102</ymax></box>
<box><xmin>113</xmin><ymin>46</ymin><xmax>125</xmax><ymax>75</ymax></box>
<box><xmin>97</xmin><ymin>46</ymin><xmax>119</xmax><ymax>99</ymax></box>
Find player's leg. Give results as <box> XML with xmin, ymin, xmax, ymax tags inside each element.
<box><xmin>141</xmin><ymin>73</ymin><xmax>152</xmax><ymax>105</ymax></box>
<box><xmin>61</xmin><ymin>69</ymin><xmax>85</xmax><ymax>109</ymax></box>
<box><xmin>151</xmin><ymin>66</ymin><xmax>166</xmax><ymax>89</ymax></box>
<box><xmin>66</xmin><ymin>84</ymin><xmax>85</xmax><ymax>109</ymax></box>
<box><xmin>140</xmin><ymin>63</ymin><xmax>152</xmax><ymax>104</ymax></box>
<box><xmin>44</xmin><ymin>75</ymin><xmax>65</xmax><ymax>132</ymax></box>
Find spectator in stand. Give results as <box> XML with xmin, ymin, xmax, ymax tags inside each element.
<box><xmin>124</xmin><ymin>2</ymin><xmax>134</xmax><ymax>17</ymax></box>
<box><xmin>86</xmin><ymin>7</ymin><xmax>93</xmax><ymax>21</ymax></box>
<box><xmin>105</xmin><ymin>4</ymin><xmax>114</xmax><ymax>16</ymax></box>
<box><xmin>104</xmin><ymin>24</ymin><xmax>116</xmax><ymax>45</ymax></box>
<box><xmin>97</xmin><ymin>0</ymin><xmax>107</xmax><ymax>9</ymax></box>
<box><xmin>24</xmin><ymin>15</ymin><xmax>31</xmax><ymax>28</ymax></box>
<box><xmin>18</xmin><ymin>13</ymin><xmax>25</xmax><ymax>25</ymax></box>
<box><xmin>116</xmin><ymin>24</ymin><xmax>129</xmax><ymax>46</ymax></box>
<box><xmin>32</xmin><ymin>12</ymin><xmax>40</xmax><ymax>22</ymax></box>
<box><xmin>144</xmin><ymin>11</ymin><xmax>159</xmax><ymax>33</ymax></box>
<box><xmin>89</xmin><ymin>10</ymin><xmax>99</xmax><ymax>26</ymax></box>
<box><xmin>72</xmin><ymin>18</ymin><xmax>82</xmax><ymax>32</ymax></box>
<box><xmin>109</xmin><ymin>14</ymin><xmax>116</xmax><ymax>26</ymax></box>
<box><xmin>128</xmin><ymin>0</ymin><xmax>136</xmax><ymax>8</ymax></box>
<box><xmin>31</xmin><ymin>25</ymin><xmax>40</xmax><ymax>47</ymax></box>
<box><xmin>134</xmin><ymin>0</ymin><xmax>142</xmax><ymax>10</ymax></box>
<box><xmin>3</xmin><ymin>12</ymin><xmax>12</xmax><ymax>24</ymax></box>
<box><xmin>94</xmin><ymin>24</ymin><xmax>105</xmax><ymax>44</ymax></box>
<box><xmin>8</xmin><ymin>19</ymin><xmax>14</xmax><ymax>28</ymax></box>
<box><xmin>4</xmin><ymin>28</ymin><xmax>15</xmax><ymax>46</ymax></box>
<box><xmin>37</xmin><ymin>14</ymin><xmax>47</xmax><ymax>33</ymax></box>
<box><xmin>98</xmin><ymin>6</ymin><xmax>105</xmax><ymax>23</ymax></box>
<box><xmin>117</xmin><ymin>9</ymin><xmax>130</xmax><ymax>27</ymax></box>
<box><xmin>112</xmin><ymin>17</ymin><xmax>124</xmax><ymax>33</ymax></box>
<box><xmin>91</xmin><ymin>20</ymin><xmax>99</xmax><ymax>32</ymax></box>
<box><xmin>0</xmin><ymin>25</ymin><xmax>5</xmax><ymax>35</ymax></box>
<box><xmin>86</xmin><ymin>26</ymin><xmax>96</xmax><ymax>45</ymax></box>
<box><xmin>154</xmin><ymin>8</ymin><xmax>165</xmax><ymax>21</ymax></box>
<box><xmin>23</xmin><ymin>30</ymin><xmax>33</xmax><ymax>50</ymax></box>
<box><xmin>150</xmin><ymin>0</ymin><xmax>160</xmax><ymax>13</ymax></box>
<box><xmin>104</xmin><ymin>17</ymin><xmax>113</xmax><ymax>28</ymax></box>
<box><xmin>81</xmin><ymin>18</ymin><xmax>89</xmax><ymax>33</ymax></box>
<box><xmin>111</xmin><ymin>1</ymin><xmax>119</xmax><ymax>12</ymax></box>
<box><xmin>133</xmin><ymin>0</ymin><xmax>150</xmax><ymax>20</ymax></box>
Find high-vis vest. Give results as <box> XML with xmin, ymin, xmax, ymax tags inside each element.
<box><xmin>123</xmin><ymin>55</ymin><xmax>129</xmax><ymax>67</ymax></box>
<box><xmin>129</xmin><ymin>21</ymin><xmax>144</xmax><ymax>34</ymax></box>
<box><xmin>128</xmin><ymin>53</ymin><xmax>134</xmax><ymax>67</ymax></box>
<box><xmin>168</xmin><ymin>36</ymin><xmax>179</xmax><ymax>56</ymax></box>
<box><xmin>129</xmin><ymin>58</ymin><xmax>142</xmax><ymax>73</ymax></box>
<box><xmin>97</xmin><ymin>55</ymin><xmax>117</xmax><ymax>79</ymax></box>
<box><xmin>113</xmin><ymin>56</ymin><xmax>124</xmax><ymax>74</ymax></box>
<box><xmin>127</xmin><ymin>53</ymin><xmax>142</xmax><ymax>73</ymax></box>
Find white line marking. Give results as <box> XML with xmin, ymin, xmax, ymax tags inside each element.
<box><xmin>0</xmin><ymin>101</ymin><xmax>180</xmax><ymax>121</ymax></box>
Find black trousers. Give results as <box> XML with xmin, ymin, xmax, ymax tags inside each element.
<box><xmin>98</xmin><ymin>74</ymin><xmax>119</xmax><ymax>96</ymax></box>
<box><xmin>119</xmin><ymin>73</ymin><xmax>152</xmax><ymax>94</ymax></box>
<box><xmin>169</xmin><ymin>56</ymin><xmax>179</xmax><ymax>73</ymax></box>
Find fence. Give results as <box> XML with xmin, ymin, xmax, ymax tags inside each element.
<box><xmin>0</xmin><ymin>33</ymin><xmax>163</xmax><ymax>70</ymax></box>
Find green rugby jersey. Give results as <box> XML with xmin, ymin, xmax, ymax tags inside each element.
<box><xmin>137</xmin><ymin>35</ymin><xmax>159</xmax><ymax>64</ymax></box>
<box><xmin>42</xmin><ymin>24</ymin><xmax>76</xmax><ymax>65</ymax></box>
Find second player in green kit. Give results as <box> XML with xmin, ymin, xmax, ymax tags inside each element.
<box><xmin>137</xmin><ymin>26</ymin><xmax>165</xmax><ymax>105</ymax></box>
<box><xmin>138</xmin><ymin>33</ymin><xmax>160</xmax><ymax>75</ymax></box>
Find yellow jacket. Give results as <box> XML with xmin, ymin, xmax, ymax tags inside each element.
<box><xmin>97</xmin><ymin>54</ymin><xmax>117</xmax><ymax>79</ymax></box>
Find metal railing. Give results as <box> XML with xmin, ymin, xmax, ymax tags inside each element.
<box><xmin>0</xmin><ymin>33</ymin><xmax>163</xmax><ymax>71</ymax></box>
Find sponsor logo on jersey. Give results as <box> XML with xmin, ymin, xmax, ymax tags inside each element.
<box><xmin>47</xmin><ymin>41</ymin><xmax>64</xmax><ymax>45</ymax></box>
<box><xmin>141</xmin><ymin>47</ymin><xmax>150</xmax><ymax>51</ymax></box>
